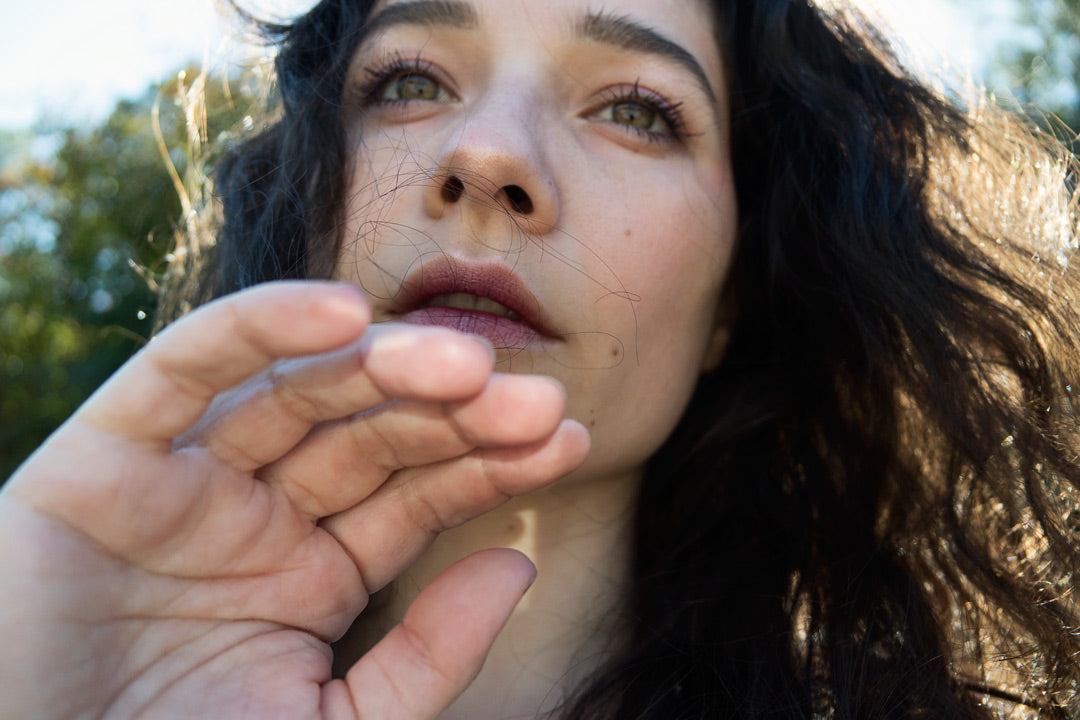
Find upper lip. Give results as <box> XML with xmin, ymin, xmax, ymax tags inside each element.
<box><xmin>389</xmin><ymin>256</ymin><xmax>558</xmax><ymax>338</ymax></box>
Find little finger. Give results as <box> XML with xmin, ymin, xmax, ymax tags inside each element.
<box><xmin>260</xmin><ymin>374</ymin><xmax>569</xmax><ymax>519</ymax></box>
<box><xmin>320</xmin><ymin>419</ymin><xmax>590</xmax><ymax>592</ymax></box>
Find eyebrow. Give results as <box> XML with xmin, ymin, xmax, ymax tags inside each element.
<box><xmin>576</xmin><ymin>12</ymin><xmax>717</xmax><ymax>104</ymax></box>
<box><xmin>360</xmin><ymin>2</ymin><xmax>717</xmax><ymax>104</ymax></box>
<box><xmin>362</xmin><ymin>0</ymin><xmax>478</xmax><ymax>36</ymax></box>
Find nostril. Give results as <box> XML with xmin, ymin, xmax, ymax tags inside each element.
<box><xmin>441</xmin><ymin>176</ymin><xmax>465</xmax><ymax>204</ymax></box>
<box><xmin>503</xmin><ymin>185</ymin><xmax>534</xmax><ymax>215</ymax></box>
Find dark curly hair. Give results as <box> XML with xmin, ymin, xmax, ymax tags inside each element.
<box><xmin>166</xmin><ymin>1</ymin><xmax>1080</xmax><ymax>717</ymax></box>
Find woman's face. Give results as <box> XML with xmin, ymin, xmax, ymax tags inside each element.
<box><xmin>336</xmin><ymin>0</ymin><xmax>737</xmax><ymax>480</ymax></box>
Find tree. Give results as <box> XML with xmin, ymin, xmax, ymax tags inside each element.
<box><xmin>0</xmin><ymin>68</ymin><xmax>255</xmax><ymax>481</ymax></box>
<box><xmin>986</xmin><ymin>0</ymin><xmax>1080</xmax><ymax>137</ymax></box>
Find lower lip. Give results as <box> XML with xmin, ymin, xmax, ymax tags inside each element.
<box><xmin>400</xmin><ymin>307</ymin><xmax>544</xmax><ymax>349</ymax></box>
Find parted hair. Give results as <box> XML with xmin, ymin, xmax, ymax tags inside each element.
<box><xmin>169</xmin><ymin>1</ymin><xmax>1080</xmax><ymax>716</ymax></box>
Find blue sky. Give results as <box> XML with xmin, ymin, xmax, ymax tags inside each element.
<box><xmin>0</xmin><ymin>0</ymin><xmax>314</xmax><ymax>129</ymax></box>
<box><xmin>0</xmin><ymin>0</ymin><xmax>1014</xmax><ymax>132</ymax></box>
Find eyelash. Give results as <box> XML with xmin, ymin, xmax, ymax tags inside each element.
<box><xmin>593</xmin><ymin>81</ymin><xmax>689</xmax><ymax>144</ymax></box>
<box><xmin>353</xmin><ymin>55</ymin><xmax>690</xmax><ymax>144</ymax></box>
<box><xmin>354</xmin><ymin>53</ymin><xmax>451</xmax><ymax>107</ymax></box>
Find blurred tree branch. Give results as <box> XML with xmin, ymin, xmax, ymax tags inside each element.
<box><xmin>986</xmin><ymin>0</ymin><xmax>1080</xmax><ymax>140</ymax></box>
<box><xmin>0</xmin><ymin>67</ymin><xmax>258</xmax><ymax>481</ymax></box>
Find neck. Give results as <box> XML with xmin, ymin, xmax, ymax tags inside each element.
<box><xmin>336</xmin><ymin>472</ymin><xmax>639</xmax><ymax>719</ymax></box>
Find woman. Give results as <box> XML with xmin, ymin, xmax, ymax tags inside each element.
<box><xmin>3</xmin><ymin>0</ymin><xmax>1080</xmax><ymax>717</ymax></box>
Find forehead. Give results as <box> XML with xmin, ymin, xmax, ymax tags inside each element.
<box><xmin>365</xmin><ymin>0</ymin><xmax>723</xmax><ymax>94</ymax></box>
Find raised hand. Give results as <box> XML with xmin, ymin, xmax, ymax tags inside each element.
<box><xmin>0</xmin><ymin>281</ymin><xmax>590</xmax><ymax>719</ymax></box>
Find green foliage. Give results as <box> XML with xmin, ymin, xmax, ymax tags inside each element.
<box><xmin>987</xmin><ymin>0</ymin><xmax>1080</xmax><ymax>137</ymax></box>
<box><xmin>0</xmin><ymin>68</ymin><xmax>255</xmax><ymax>481</ymax></box>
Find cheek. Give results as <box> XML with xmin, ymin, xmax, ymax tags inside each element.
<box><xmin>344</xmin><ymin>138</ymin><xmax>425</xmax><ymax>220</ymax></box>
<box><xmin>630</xmin><ymin>194</ymin><xmax>733</xmax><ymax>390</ymax></box>
<box><xmin>604</xmin><ymin>162</ymin><xmax>736</xmax><ymax>350</ymax></box>
<box><xmin>336</xmin><ymin>137</ymin><xmax>434</xmax><ymax>287</ymax></box>
<box><xmin>570</xmin><ymin>163</ymin><xmax>736</xmax><ymax>474</ymax></box>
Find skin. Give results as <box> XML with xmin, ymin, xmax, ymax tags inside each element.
<box><xmin>339</xmin><ymin>0</ymin><xmax>736</xmax><ymax>482</ymax></box>
<box><xmin>0</xmin><ymin>0</ymin><xmax>735</xmax><ymax>718</ymax></box>
<box><xmin>334</xmin><ymin>0</ymin><xmax>737</xmax><ymax>716</ymax></box>
<box><xmin>1</xmin><ymin>283</ymin><xmax>590</xmax><ymax>719</ymax></box>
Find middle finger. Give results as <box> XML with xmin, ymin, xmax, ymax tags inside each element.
<box><xmin>259</xmin><ymin>373</ymin><xmax>570</xmax><ymax>519</ymax></box>
<box><xmin>178</xmin><ymin>324</ymin><xmax>496</xmax><ymax>471</ymax></box>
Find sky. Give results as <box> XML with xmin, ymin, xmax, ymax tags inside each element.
<box><xmin>0</xmin><ymin>0</ymin><xmax>1016</xmax><ymax>132</ymax></box>
<box><xmin>0</xmin><ymin>0</ymin><xmax>315</xmax><ymax>130</ymax></box>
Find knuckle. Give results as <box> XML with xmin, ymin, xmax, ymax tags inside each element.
<box><xmin>267</xmin><ymin>366</ymin><xmax>324</xmax><ymax>423</ymax></box>
<box><xmin>399</xmin><ymin>480</ymin><xmax>448</xmax><ymax>535</ymax></box>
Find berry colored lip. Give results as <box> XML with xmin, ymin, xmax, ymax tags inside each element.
<box><xmin>389</xmin><ymin>257</ymin><xmax>558</xmax><ymax>349</ymax></box>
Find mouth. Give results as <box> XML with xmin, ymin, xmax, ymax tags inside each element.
<box><xmin>422</xmin><ymin>293</ymin><xmax>523</xmax><ymax>322</ymax></box>
<box><xmin>389</xmin><ymin>257</ymin><xmax>557</xmax><ymax>349</ymax></box>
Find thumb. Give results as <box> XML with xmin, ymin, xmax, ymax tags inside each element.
<box><xmin>337</xmin><ymin>548</ymin><xmax>536</xmax><ymax>720</ymax></box>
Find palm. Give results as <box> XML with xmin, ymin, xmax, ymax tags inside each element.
<box><xmin>0</xmin><ymin>282</ymin><xmax>589</xmax><ymax>720</ymax></box>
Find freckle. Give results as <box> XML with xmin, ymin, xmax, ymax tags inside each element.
<box><xmin>611</xmin><ymin>346</ymin><xmax>619</xmax><ymax>357</ymax></box>
<box><xmin>624</xmin><ymin>229</ymin><xmax>632</xmax><ymax>237</ymax></box>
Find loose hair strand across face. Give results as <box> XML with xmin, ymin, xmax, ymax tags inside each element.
<box><xmin>171</xmin><ymin>1</ymin><xmax>1080</xmax><ymax>717</ymax></box>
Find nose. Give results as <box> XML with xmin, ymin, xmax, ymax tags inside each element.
<box><xmin>422</xmin><ymin>89</ymin><xmax>560</xmax><ymax>232</ymax></box>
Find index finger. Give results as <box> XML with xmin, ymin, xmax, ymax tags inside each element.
<box><xmin>78</xmin><ymin>281</ymin><xmax>371</xmax><ymax>443</ymax></box>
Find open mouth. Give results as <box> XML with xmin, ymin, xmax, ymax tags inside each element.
<box><xmin>390</xmin><ymin>257</ymin><xmax>557</xmax><ymax>348</ymax></box>
<box><xmin>422</xmin><ymin>293</ymin><xmax>523</xmax><ymax>322</ymax></box>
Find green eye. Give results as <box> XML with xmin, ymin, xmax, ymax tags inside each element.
<box><xmin>589</xmin><ymin>84</ymin><xmax>684</xmax><ymax>143</ymax></box>
<box><xmin>610</xmin><ymin>102</ymin><xmax>657</xmax><ymax>130</ymax></box>
<box><xmin>383</xmin><ymin>74</ymin><xmax>442</xmax><ymax>101</ymax></box>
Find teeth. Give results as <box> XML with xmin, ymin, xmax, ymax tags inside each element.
<box><xmin>424</xmin><ymin>293</ymin><xmax>522</xmax><ymax>321</ymax></box>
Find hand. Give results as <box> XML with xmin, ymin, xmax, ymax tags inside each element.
<box><xmin>0</xmin><ymin>281</ymin><xmax>590</xmax><ymax>719</ymax></box>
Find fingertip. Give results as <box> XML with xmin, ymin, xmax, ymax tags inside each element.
<box><xmin>529</xmin><ymin>376</ymin><xmax>570</xmax><ymax>433</ymax></box>
<box><xmin>449</xmin><ymin>333</ymin><xmax>500</xmax><ymax>388</ymax></box>
<box><xmin>342</xmin><ymin>547</ymin><xmax>538</xmax><ymax>717</ymax></box>
<box><xmin>482</xmin><ymin>547</ymin><xmax>538</xmax><ymax>592</ymax></box>
<box><xmin>555</xmin><ymin>418</ymin><xmax>592</xmax><ymax>474</ymax></box>
<box><xmin>313</xmin><ymin>282</ymin><xmax>372</xmax><ymax>329</ymax></box>
<box><xmin>363</xmin><ymin>325</ymin><xmax>494</xmax><ymax>399</ymax></box>
<box><xmin>497</xmin><ymin>374</ymin><xmax>567</xmax><ymax>409</ymax></box>
<box><xmin>433</xmin><ymin>548</ymin><xmax>538</xmax><ymax>606</ymax></box>
<box><xmin>536</xmin><ymin>374</ymin><xmax>568</xmax><ymax>404</ymax></box>
<box><xmin>448</xmin><ymin>373</ymin><xmax>569</xmax><ymax>447</ymax></box>
<box><xmin>561</xmin><ymin>418</ymin><xmax>592</xmax><ymax>451</ymax></box>
<box><xmin>463</xmin><ymin>334</ymin><xmax>497</xmax><ymax>366</ymax></box>
<box><xmin>401</xmin><ymin>548</ymin><xmax>538</xmax><ymax>654</ymax></box>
